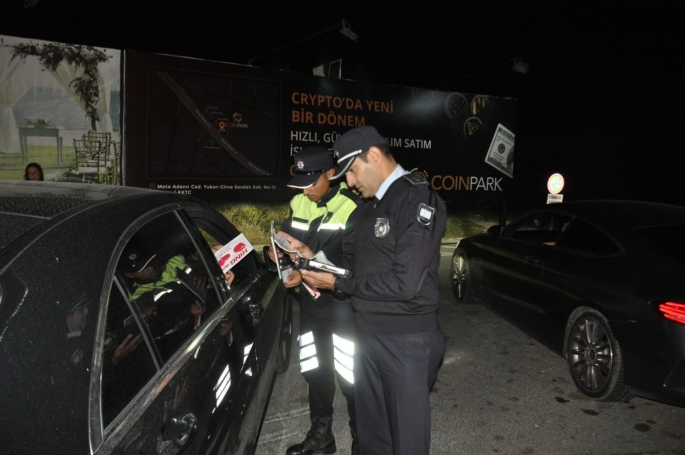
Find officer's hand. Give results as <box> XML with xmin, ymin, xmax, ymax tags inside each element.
<box><xmin>300</xmin><ymin>269</ymin><xmax>336</xmax><ymax>290</ymax></box>
<box><xmin>278</xmin><ymin>231</ymin><xmax>315</xmax><ymax>259</ymax></box>
<box><xmin>267</xmin><ymin>245</ymin><xmax>283</xmax><ymax>263</ymax></box>
<box><xmin>284</xmin><ymin>269</ymin><xmax>303</xmax><ymax>288</ymax></box>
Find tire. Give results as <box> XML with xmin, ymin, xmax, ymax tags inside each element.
<box><xmin>275</xmin><ymin>295</ymin><xmax>294</xmax><ymax>375</ymax></box>
<box><xmin>565</xmin><ymin>308</ymin><xmax>633</xmax><ymax>402</ymax></box>
<box><xmin>450</xmin><ymin>248</ymin><xmax>471</xmax><ymax>302</ymax></box>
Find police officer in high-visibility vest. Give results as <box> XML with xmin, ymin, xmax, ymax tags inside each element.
<box><xmin>270</xmin><ymin>146</ymin><xmax>362</xmax><ymax>455</ymax></box>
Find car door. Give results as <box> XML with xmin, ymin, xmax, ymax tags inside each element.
<box><xmin>478</xmin><ymin>211</ymin><xmax>572</xmax><ymax>329</ymax></box>
<box><xmin>93</xmin><ymin>208</ymin><xmax>264</xmax><ymax>455</ymax></box>
<box><xmin>181</xmin><ymin>206</ymin><xmax>290</xmax><ymax>454</ymax></box>
<box><xmin>183</xmin><ymin>206</ymin><xmax>290</xmax><ymax>453</ymax></box>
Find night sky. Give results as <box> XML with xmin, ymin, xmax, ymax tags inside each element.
<box><xmin>4</xmin><ymin>1</ymin><xmax>684</xmax><ymax>210</ymax></box>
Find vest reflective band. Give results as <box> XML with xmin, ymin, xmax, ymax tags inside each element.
<box><xmin>290</xmin><ymin>183</ymin><xmax>359</xmax><ymax>233</ymax></box>
<box><xmin>131</xmin><ymin>254</ymin><xmax>187</xmax><ymax>301</ymax></box>
<box><xmin>299</xmin><ymin>331</ymin><xmax>318</xmax><ymax>373</ymax></box>
<box><xmin>291</xmin><ymin>219</ymin><xmax>348</xmax><ymax>231</ymax></box>
<box><xmin>332</xmin><ymin>333</ymin><xmax>355</xmax><ymax>384</ymax></box>
<box><xmin>320</xmin><ymin>221</ymin><xmax>348</xmax><ymax>230</ymax></box>
<box><xmin>291</xmin><ymin>219</ymin><xmax>312</xmax><ymax>231</ymax></box>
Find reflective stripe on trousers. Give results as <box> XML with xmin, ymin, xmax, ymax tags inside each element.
<box><xmin>299</xmin><ymin>331</ymin><xmax>318</xmax><ymax>373</ymax></box>
<box><xmin>333</xmin><ymin>333</ymin><xmax>354</xmax><ymax>384</ymax></box>
<box><xmin>299</xmin><ymin>331</ymin><xmax>356</xmax><ymax>384</ymax></box>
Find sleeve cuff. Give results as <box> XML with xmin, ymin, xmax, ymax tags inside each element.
<box><xmin>334</xmin><ymin>277</ymin><xmax>351</xmax><ymax>295</ymax></box>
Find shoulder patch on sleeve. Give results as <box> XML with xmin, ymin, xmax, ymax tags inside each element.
<box><xmin>417</xmin><ymin>203</ymin><xmax>435</xmax><ymax>225</ymax></box>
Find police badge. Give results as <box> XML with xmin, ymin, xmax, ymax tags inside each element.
<box><xmin>375</xmin><ymin>218</ymin><xmax>390</xmax><ymax>238</ymax></box>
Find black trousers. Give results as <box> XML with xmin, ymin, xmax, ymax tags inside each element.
<box><xmin>354</xmin><ymin>327</ymin><xmax>445</xmax><ymax>455</ymax></box>
<box><xmin>299</xmin><ymin>297</ymin><xmax>356</xmax><ymax>426</ymax></box>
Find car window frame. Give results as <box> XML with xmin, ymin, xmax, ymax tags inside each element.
<box><xmin>88</xmin><ymin>204</ymin><xmax>264</xmax><ymax>453</ymax></box>
<box><xmin>95</xmin><ymin>278</ymin><xmax>261</xmax><ymax>453</ymax></box>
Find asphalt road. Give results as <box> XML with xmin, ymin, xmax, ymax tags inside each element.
<box><xmin>255</xmin><ymin>243</ymin><xmax>685</xmax><ymax>455</ymax></box>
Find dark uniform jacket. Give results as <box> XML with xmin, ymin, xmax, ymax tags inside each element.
<box><xmin>281</xmin><ymin>182</ymin><xmax>362</xmax><ymax>308</ymax></box>
<box><xmin>337</xmin><ymin>173</ymin><xmax>446</xmax><ymax>335</ymax></box>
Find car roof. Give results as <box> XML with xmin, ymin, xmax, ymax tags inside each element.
<box><xmin>0</xmin><ymin>180</ymin><xmax>154</xmax><ymax>218</ymax></box>
<box><xmin>0</xmin><ymin>181</ymin><xmax>196</xmax><ymax>252</ymax></box>
<box><xmin>532</xmin><ymin>199</ymin><xmax>685</xmax><ymax>229</ymax></box>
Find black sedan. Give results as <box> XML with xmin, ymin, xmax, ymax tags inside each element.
<box><xmin>0</xmin><ymin>181</ymin><xmax>292</xmax><ymax>454</ymax></box>
<box><xmin>451</xmin><ymin>200</ymin><xmax>685</xmax><ymax>406</ymax></box>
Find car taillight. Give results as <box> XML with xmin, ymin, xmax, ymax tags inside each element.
<box><xmin>653</xmin><ymin>301</ymin><xmax>685</xmax><ymax>325</ymax></box>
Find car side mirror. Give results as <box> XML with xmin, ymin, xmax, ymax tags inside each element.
<box><xmin>487</xmin><ymin>225</ymin><xmax>504</xmax><ymax>236</ymax></box>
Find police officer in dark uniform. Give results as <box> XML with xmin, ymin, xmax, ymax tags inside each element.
<box><xmin>296</xmin><ymin>127</ymin><xmax>447</xmax><ymax>455</ymax></box>
<box><xmin>270</xmin><ymin>145</ymin><xmax>362</xmax><ymax>455</ymax></box>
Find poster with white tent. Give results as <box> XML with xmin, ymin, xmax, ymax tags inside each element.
<box><xmin>0</xmin><ymin>35</ymin><xmax>121</xmax><ymax>182</ymax></box>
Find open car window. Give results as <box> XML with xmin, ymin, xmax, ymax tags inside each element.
<box><xmin>101</xmin><ymin>210</ymin><xmax>233</xmax><ymax>427</ymax></box>
<box><xmin>115</xmin><ymin>212</ymin><xmax>224</xmax><ymax>362</ymax></box>
<box><xmin>179</xmin><ymin>208</ymin><xmax>262</xmax><ymax>293</ymax></box>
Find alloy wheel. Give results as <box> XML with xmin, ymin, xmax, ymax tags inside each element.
<box><xmin>568</xmin><ymin>316</ymin><xmax>614</xmax><ymax>393</ymax></box>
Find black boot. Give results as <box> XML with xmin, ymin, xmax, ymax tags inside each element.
<box><xmin>350</xmin><ymin>425</ymin><xmax>358</xmax><ymax>455</ymax></box>
<box><xmin>286</xmin><ymin>416</ymin><xmax>336</xmax><ymax>455</ymax></box>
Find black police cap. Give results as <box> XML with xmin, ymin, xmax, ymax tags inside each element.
<box><xmin>331</xmin><ymin>126</ymin><xmax>388</xmax><ymax>180</ymax></box>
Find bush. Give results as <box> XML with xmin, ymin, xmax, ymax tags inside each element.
<box><xmin>445</xmin><ymin>216</ymin><xmax>486</xmax><ymax>239</ymax></box>
<box><xmin>212</xmin><ymin>201</ymin><xmax>505</xmax><ymax>245</ymax></box>
<box><xmin>212</xmin><ymin>202</ymin><xmax>290</xmax><ymax>245</ymax></box>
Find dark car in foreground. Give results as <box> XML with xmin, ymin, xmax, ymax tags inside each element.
<box><xmin>0</xmin><ymin>181</ymin><xmax>292</xmax><ymax>454</ymax></box>
<box><xmin>451</xmin><ymin>200</ymin><xmax>685</xmax><ymax>406</ymax></box>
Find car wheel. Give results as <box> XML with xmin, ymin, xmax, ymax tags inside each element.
<box><xmin>450</xmin><ymin>249</ymin><xmax>471</xmax><ymax>302</ymax></box>
<box><xmin>565</xmin><ymin>309</ymin><xmax>632</xmax><ymax>402</ymax></box>
<box><xmin>275</xmin><ymin>296</ymin><xmax>294</xmax><ymax>375</ymax></box>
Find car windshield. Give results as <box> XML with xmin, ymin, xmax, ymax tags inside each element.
<box><xmin>634</xmin><ymin>225</ymin><xmax>685</xmax><ymax>265</ymax></box>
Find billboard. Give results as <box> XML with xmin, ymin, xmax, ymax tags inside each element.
<box><xmin>124</xmin><ymin>51</ymin><xmax>517</xmax><ymax>203</ymax></box>
<box><xmin>0</xmin><ymin>35</ymin><xmax>121</xmax><ymax>182</ymax></box>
